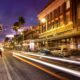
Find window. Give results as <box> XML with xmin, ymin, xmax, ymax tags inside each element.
<box><xmin>47</xmin><ymin>15</ymin><xmax>49</xmax><ymax>21</ymax></box>
<box><xmin>52</xmin><ymin>11</ymin><xmax>54</xmax><ymax>19</ymax></box>
<box><xmin>54</xmin><ymin>9</ymin><xmax>58</xmax><ymax>18</ymax></box>
<box><xmin>42</xmin><ymin>24</ymin><xmax>46</xmax><ymax>32</ymax></box>
<box><xmin>66</xmin><ymin>0</ymin><xmax>70</xmax><ymax>9</ymax></box>
<box><xmin>54</xmin><ymin>20</ymin><xmax>59</xmax><ymax>28</ymax></box>
<box><xmin>66</xmin><ymin>11</ymin><xmax>71</xmax><ymax>23</ymax></box>
<box><xmin>77</xmin><ymin>4</ymin><xmax>80</xmax><ymax>26</ymax></box>
<box><xmin>58</xmin><ymin>7</ymin><xmax>60</xmax><ymax>16</ymax></box>
<box><xmin>43</xmin><ymin>24</ymin><xmax>46</xmax><ymax>32</ymax></box>
<box><xmin>60</xmin><ymin>5</ymin><xmax>63</xmax><ymax>14</ymax></box>
<box><xmin>50</xmin><ymin>12</ymin><xmax>53</xmax><ymax>20</ymax></box>
<box><xmin>77</xmin><ymin>5</ymin><xmax>80</xmax><ymax>19</ymax></box>
<box><xmin>48</xmin><ymin>23</ymin><xmax>52</xmax><ymax>30</ymax></box>
<box><xmin>52</xmin><ymin>21</ymin><xmax>54</xmax><ymax>28</ymax></box>
<box><xmin>60</xmin><ymin>15</ymin><xmax>64</xmax><ymax>26</ymax></box>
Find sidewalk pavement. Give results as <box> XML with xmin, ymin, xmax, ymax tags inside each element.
<box><xmin>0</xmin><ymin>56</ymin><xmax>8</xmax><ymax>80</ymax></box>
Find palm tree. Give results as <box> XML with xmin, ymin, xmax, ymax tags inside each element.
<box><xmin>13</xmin><ymin>16</ymin><xmax>25</xmax><ymax>33</ymax></box>
<box><xmin>13</xmin><ymin>22</ymin><xmax>19</xmax><ymax>33</ymax></box>
<box><xmin>18</xmin><ymin>16</ymin><xmax>25</xmax><ymax>43</ymax></box>
<box><xmin>4</xmin><ymin>37</ymin><xmax>10</xmax><ymax>42</ymax></box>
<box><xmin>12</xmin><ymin>17</ymin><xmax>25</xmax><ymax>49</ymax></box>
<box><xmin>18</xmin><ymin>16</ymin><xmax>25</xmax><ymax>26</ymax></box>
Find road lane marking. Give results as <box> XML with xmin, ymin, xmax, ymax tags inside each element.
<box><xmin>3</xmin><ymin>54</ymin><xmax>22</xmax><ymax>80</ymax></box>
<box><xmin>13</xmin><ymin>53</ymin><xmax>80</xmax><ymax>78</ymax></box>
<box><xmin>2</xmin><ymin>56</ymin><xmax>13</xmax><ymax>80</ymax></box>
<box><xmin>13</xmin><ymin>55</ymin><xmax>68</xmax><ymax>80</ymax></box>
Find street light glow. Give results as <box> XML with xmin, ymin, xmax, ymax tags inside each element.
<box><xmin>6</xmin><ymin>35</ymin><xmax>14</xmax><ymax>38</ymax></box>
<box><xmin>40</xmin><ymin>18</ymin><xmax>46</xmax><ymax>23</ymax></box>
<box><xmin>18</xmin><ymin>29</ymin><xmax>24</xmax><ymax>33</ymax></box>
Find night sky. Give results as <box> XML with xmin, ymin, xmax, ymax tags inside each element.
<box><xmin>0</xmin><ymin>0</ymin><xmax>49</xmax><ymax>41</ymax></box>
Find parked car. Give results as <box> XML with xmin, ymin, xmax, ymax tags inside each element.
<box><xmin>51</xmin><ymin>47</ymin><xmax>69</xmax><ymax>57</ymax></box>
<box><xmin>38</xmin><ymin>48</ymin><xmax>52</xmax><ymax>56</ymax></box>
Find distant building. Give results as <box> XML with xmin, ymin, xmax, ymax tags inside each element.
<box><xmin>22</xmin><ymin>26</ymin><xmax>40</xmax><ymax>50</ymax></box>
<box><xmin>38</xmin><ymin>0</ymin><xmax>80</xmax><ymax>49</ymax></box>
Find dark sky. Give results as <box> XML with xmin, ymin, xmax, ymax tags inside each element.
<box><xmin>0</xmin><ymin>0</ymin><xmax>49</xmax><ymax>41</ymax></box>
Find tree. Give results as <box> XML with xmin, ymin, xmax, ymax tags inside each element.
<box><xmin>13</xmin><ymin>22</ymin><xmax>19</xmax><ymax>33</ymax></box>
<box><xmin>18</xmin><ymin>16</ymin><xmax>25</xmax><ymax>26</ymax></box>
<box><xmin>13</xmin><ymin>16</ymin><xmax>25</xmax><ymax>33</ymax></box>
<box><xmin>12</xmin><ymin>16</ymin><xmax>25</xmax><ymax>49</ymax></box>
<box><xmin>4</xmin><ymin>37</ymin><xmax>10</xmax><ymax>42</ymax></box>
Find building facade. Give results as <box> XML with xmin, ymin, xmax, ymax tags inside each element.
<box><xmin>38</xmin><ymin>0</ymin><xmax>80</xmax><ymax>49</ymax></box>
<box><xmin>22</xmin><ymin>26</ymin><xmax>40</xmax><ymax>50</ymax></box>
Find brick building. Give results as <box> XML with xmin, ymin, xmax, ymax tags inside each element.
<box><xmin>38</xmin><ymin>0</ymin><xmax>80</xmax><ymax>49</ymax></box>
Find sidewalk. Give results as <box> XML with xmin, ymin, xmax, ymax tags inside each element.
<box><xmin>0</xmin><ymin>56</ymin><xmax>8</xmax><ymax>80</ymax></box>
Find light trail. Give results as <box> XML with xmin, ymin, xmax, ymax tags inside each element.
<box><xmin>13</xmin><ymin>52</ymin><xmax>80</xmax><ymax>78</ymax></box>
<box><xmin>13</xmin><ymin>55</ymin><xmax>68</xmax><ymax>80</ymax></box>
<box><xmin>23</xmin><ymin>52</ymin><xmax>80</xmax><ymax>65</ymax></box>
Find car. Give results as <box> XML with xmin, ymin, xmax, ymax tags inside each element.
<box><xmin>51</xmin><ymin>47</ymin><xmax>69</xmax><ymax>57</ymax></box>
<box><xmin>38</xmin><ymin>48</ymin><xmax>52</xmax><ymax>56</ymax></box>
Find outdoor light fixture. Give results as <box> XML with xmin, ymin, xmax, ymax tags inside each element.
<box><xmin>6</xmin><ymin>35</ymin><xmax>14</xmax><ymax>38</ymax></box>
<box><xmin>18</xmin><ymin>28</ymin><xmax>24</xmax><ymax>33</ymax></box>
<box><xmin>41</xmin><ymin>18</ymin><xmax>46</xmax><ymax>23</ymax></box>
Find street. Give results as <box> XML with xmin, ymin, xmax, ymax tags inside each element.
<box><xmin>2</xmin><ymin>50</ymin><xmax>58</xmax><ymax>80</ymax></box>
<box><xmin>0</xmin><ymin>0</ymin><xmax>80</xmax><ymax>80</ymax></box>
<box><xmin>0</xmin><ymin>50</ymin><xmax>79</xmax><ymax>80</ymax></box>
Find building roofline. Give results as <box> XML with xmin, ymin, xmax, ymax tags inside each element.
<box><xmin>38</xmin><ymin>0</ymin><xmax>66</xmax><ymax>19</ymax></box>
<box><xmin>38</xmin><ymin>0</ymin><xmax>55</xmax><ymax>16</ymax></box>
<box><xmin>40</xmin><ymin>0</ymin><xmax>55</xmax><ymax>13</ymax></box>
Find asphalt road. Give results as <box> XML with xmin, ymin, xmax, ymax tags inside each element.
<box><xmin>3</xmin><ymin>51</ymin><xmax>58</xmax><ymax>80</ymax></box>
<box><xmin>12</xmin><ymin>50</ymin><xmax>80</xmax><ymax>80</ymax></box>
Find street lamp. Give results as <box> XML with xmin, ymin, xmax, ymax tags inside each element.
<box><xmin>40</xmin><ymin>18</ymin><xmax>46</xmax><ymax>23</ymax></box>
<box><xmin>40</xmin><ymin>18</ymin><xmax>47</xmax><ymax>31</ymax></box>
